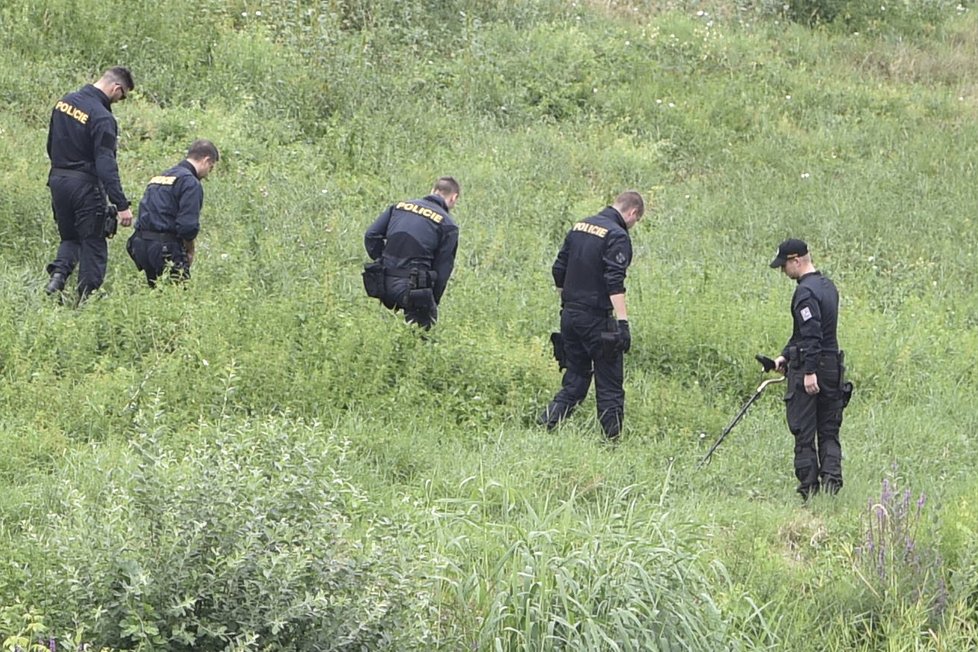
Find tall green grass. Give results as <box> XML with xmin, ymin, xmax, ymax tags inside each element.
<box><xmin>3</xmin><ymin>0</ymin><xmax>978</xmax><ymax>649</ymax></box>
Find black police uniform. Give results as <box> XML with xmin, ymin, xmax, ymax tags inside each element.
<box><xmin>46</xmin><ymin>83</ymin><xmax>130</xmax><ymax>297</ymax></box>
<box><xmin>540</xmin><ymin>206</ymin><xmax>633</xmax><ymax>439</ymax></box>
<box><xmin>782</xmin><ymin>270</ymin><xmax>845</xmax><ymax>497</ymax></box>
<box><xmin>364</xmin><ymin>194</ymin><xmax>459</xmax><ymax>329</ymax></box>
<box><xmin>126</xmin><ymin>160</ymin><xmax>203</xmax><ymax>286</ymax></box>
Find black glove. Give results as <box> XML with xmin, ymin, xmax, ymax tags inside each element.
<box><xmin>618</xmin><ymin>320</ymin><xmax>631</xmax><ymax>353</ymax></box>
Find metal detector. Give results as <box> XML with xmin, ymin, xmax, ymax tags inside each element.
<box><xmin>697</xmin><ymin>355</ymin><xmax>785</xmax><ymax>469</ymax></box>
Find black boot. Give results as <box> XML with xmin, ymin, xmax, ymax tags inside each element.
<box><xmin>45</xmin><ymin>272</ymin><xmax>66</xmax><ymax>295</ymax></box>
<box><xmin>537</xmin><ymin>402</ymin><xmax>570</xmax><ymax>430</ymax></box>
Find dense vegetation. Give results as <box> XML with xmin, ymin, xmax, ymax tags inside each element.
<box><xmin>3</xmin><ymin>0</ymin><xmax>978</xmax><ymax>649</ymax></box>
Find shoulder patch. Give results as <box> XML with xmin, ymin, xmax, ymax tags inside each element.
<box><xmin>615</xmin><ymin>251</ymin><xmax>627</xmax><ymax>264</ymax></box>
<box><xmin>800</xmin><ymin>306</ymin><xmax>813</xmax><ymax>321</ymax></box>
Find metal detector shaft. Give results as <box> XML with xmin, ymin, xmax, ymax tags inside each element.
<box><xmin>698</xmin><ymin>375</ymin><xmax>786</xmax><ymax>468</ymax></box>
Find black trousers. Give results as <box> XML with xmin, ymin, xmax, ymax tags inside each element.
<box><xmin>126</xmin><ymin>234</ymin><xmax>190</xmax><ymax>287</ymax></box>
<box><xmin>380</xmin><ymin>276</ymin><xmax>437</xmax><ymax>329</ymax></box>
<box><xmin>784</xmin><ymin>353</ymin><xmax>845</xmax><ymax>496</ymax></box>
<box><xmin>542</xmin><ymin>307</ymin><xmax>624</xmax><ymax>438</ymax></box>
<box><xmin>47</xmin><ymin>176</ymin><xmax>108</xmax><ymax>297</ymax></box>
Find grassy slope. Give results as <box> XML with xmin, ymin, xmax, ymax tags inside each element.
<box><xmin>2</xmin><ymin>0</ymin><xmax>978</xmax><ymax>648</ymax></box>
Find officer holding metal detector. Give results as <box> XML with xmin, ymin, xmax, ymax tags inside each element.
<box><xmin>769</xmin><ymin>238</ymin><xmax>851</xmax><ymax>499</ymax></box>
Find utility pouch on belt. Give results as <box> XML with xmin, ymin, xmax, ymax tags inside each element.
<box><xmin>409</xmin><ymin>267</ymin><xmax>435</xmax><ymax>290</ymax></box>
<box><xmin>362</xmin><ymin>261</ymin><xmax>384</xmax><ymax>298</ymax></box>
<box><xmin>103</xmin><ymin>204</ymin><xmax>119</xmax><ymax>239</ymax></box>
<box><xmin>550</xmin><ymin>332</ymin><xmax>566</xmax><ymax>370</ymax></box>
<box><xmin>787</xmin><ymin>345</ymin><xmax>805</xmax><ymax>369</ymax></box>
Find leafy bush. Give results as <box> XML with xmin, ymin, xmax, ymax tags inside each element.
<box><xmin>777</xmin><ymin>0</ymin><xmax>965</xmax><ymax>33</ymax></box>
<box><xmin>0</xmin><ymin>417</ymin><xmax>431</xmax><ymax>650</ymax></box>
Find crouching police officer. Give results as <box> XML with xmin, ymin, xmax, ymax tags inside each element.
<box><xmin>45</xmin><ymin>67</ymin><xmax>135</xmax><ymax>300</ymax></box>
<box><xmin>127</xmin><ymin>140</ymin><xmax>219</xmax><ymax>286</ymax></box>
<box><xmin>363</xmin><ymin>177</ymin><xmax>460</xmax><ymax>329</ymax></box>
<box><xmin>538</xmin><ymin>191</ymin><xmax>645</xmax><ymax>440</ymax></box>
<box><xmin>770</xmin><ymin>239</ymin><xmax>847</xmax><ymax>500</ymax></box>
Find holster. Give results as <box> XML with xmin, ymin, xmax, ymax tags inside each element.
<box><xmin>550</xmin><ymin>332</ymin><xmax>566</xmax><ymax>370</ymax></box>
<box><xmin>362</xmin><ymin>260</ymin><xmax>385</xmax><ymax>298</ymax></box>
<box><xmin>102</xmin><ymin>204</ymin><xmax>119</xmax><ymax>239</ymax></box>
<box><xmin>839</xmin><ymin>350</ymin><xmax>853</xmax><ymax>407</ymax></box>
<box><xmin>407</xmin><ymin>288</ymin><xmax>435</xmax><ymax>311</ymax></box>
<box><xmin>841</xmin><ymin>381</ymin><xmax>854</xmax><ymax>408</ymax></box>
<box><xmin>600</xmin><ymin>331</ymin><xmax>619</xmax><ymax>359</ymax></box>
<box><xmin>126</xmin><ymin>233</ymin><xmax>143</xmax><ymax>271</ymax></box>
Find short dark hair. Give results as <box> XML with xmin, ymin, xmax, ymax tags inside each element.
<box><xmin>103</xmin><ymin>66</ymin><xmax>134</xmax><ymax>92</ymax></box>
<box><xmin>187</xmin><ymin>139</ymin><xmax>219</xmax><ymax>162</ymax></box>
<box><xmin>614</xmin><ymin>190</ymin><xmax>644</xmax><ymax>217</ymax></box>
<box><xmin>432</xmin><ymin>176</ymin><xmax>460</xmax><ymax>197</ymax></box>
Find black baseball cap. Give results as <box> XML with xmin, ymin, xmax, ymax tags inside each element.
<box><xmin>769</xmin><ymin>239</ymin><xmax>808</xmax><ymax>268</ymax></box>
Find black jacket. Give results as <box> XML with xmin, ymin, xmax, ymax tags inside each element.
<box><xmin>47</xmin><ymin>84</ymin><xmax>130</xmax><ymax>210</ymax></box>
<box><xmin>782</xmin><ymin>271</ymin><xmax>840</xmax><ymax>373</ymax></box>
<box><xmin>134</xmin><ymin>160</ymin><xmax>204</xmax><ymax>241</ymax></box>
<box><xmin>364</xmin><ymin>194</ymin><xmax>459</xmax><ymax>303</ymax></box>
<box><xmin>552</xmin><ymin>206</ymin><xmax>632</xmax><ymax>312</ymax></box>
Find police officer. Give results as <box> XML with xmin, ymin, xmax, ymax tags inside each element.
<box><xmin>45</xmin><ymin>67</ymin><xmax>135</xmax><ymax>300</ymax></box>
<box><xmin>538</xmin><ymin>191</ymin><xmax>645</xmax><ymax>440</ymax></box>
<box><xmin>126</xmin><ymin>140</ymin><xmax>219</xmax><ymax>286</ymax></box>
<box><xmin>363</xmin><ymin>177</ymin><xmax>460</xmax><ymax>329</ymax></box>
<box><xmin>770</xmin><ymin>238</ymin><xmax>845</xmax><ymax>499</ymax></box>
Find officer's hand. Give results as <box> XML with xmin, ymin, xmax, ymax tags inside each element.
<box><xmin>774</xmin><ymin>355</ymin><xmax>787</xmax><ymax>373</ymax></box>
<box><xmin>804</xmin><ymin>373</ymin><xmax>820</xmax><ymax>395</ymax></box>
<box><xmin>618</xmin><ymin>320</ymin><xmax>631</xmax><ymax>353</ymax></box>
<box><xmin>118</xmin><ymin>208</ymin><xmax>134</xmax><ymax>227</ymax></box>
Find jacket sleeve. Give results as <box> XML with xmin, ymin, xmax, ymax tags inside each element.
<box><xmin>364</xmin><ymin>206</ymin><xmax>393</xmax><ymax>260</ymax></box>
<box><xmin>602</xmin><ymin>231</ymin><xmax>632</xmax><ymax>295</ymax></box>
<box><xmin>91</xmin><ymin>114</ymin><xmax>130</xmax><ymax>210</ymax></box>
<box><xmin>792</xmin><ymin>286</ymin><xmax>823</xmax><ymax>373</ymax></box>
<box><xmin>432</xmin><ymin>223</ymin><xmax>459</xmax><ymax>304</ymax></box>
<box><xmin>174</xmin><ymin>176</ymin><xmax>204</xmax><ymax>241</ymax></box>
<box><xmin>552</xmin><ymin>237</ymin><xmax>570</xmax><ymax>288</ymax></box>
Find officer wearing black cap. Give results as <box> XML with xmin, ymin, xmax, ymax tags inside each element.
<box><xmin>770</xmin><ymin>238</ymin><xmax>845</xmax><ymax>499</ymax></box>
<box><xmin>363</xmin><ymin>177</ymin><xmax>460</xmax><ymax>329</ymax></box>
<box><xmin>126</xmin><ymin>140</ymin><xmax>219</xmax><ymax>286</ymax></box>
<box><xmin>538</xmin><ymin>191</ymin><xmax>645</xmax><ymax>440</ymax></box>
<box><xmin>45</xmin><ymin>67</ymin><xmax>135</xmax><ymax>300</ymax></box>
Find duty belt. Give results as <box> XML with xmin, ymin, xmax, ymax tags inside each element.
<box><xmin>135</xmin><ymin>229</ymin><xmax>181</xmax><ymax>243</ymax></box>
<box><xmin>563</xmin><ymin>302</ymin><xmax>613</xmax><ymax>317</ymax></box>
<box><xmin>49</xmin><ymin>167</ymin><xmax>100</xmax><ymax>187</ymax></box>
<box><xmin>384</xmin><ymin>268</ymin><xmax>418</xmax><ymax>278</ymax></box>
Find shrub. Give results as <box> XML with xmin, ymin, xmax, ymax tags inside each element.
<box><xmin>0</xmin><ymin>417</ymin><xmax>431</xmax><ymax>650</ymax></box>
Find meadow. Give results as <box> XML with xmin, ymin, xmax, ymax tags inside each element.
<box><xmin>2</xmin><ymin>0</ymin><xmax>978</xmax><ymax>649</ymax></box>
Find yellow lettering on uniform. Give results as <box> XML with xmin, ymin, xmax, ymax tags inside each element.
<box><xmin>55</xmin><ymin>101</ymin><xmax>89</xmax><ymax>125</ymax></box>
<box><xmin>149</xmin><ymin>176</ymin><xmax>178</xmax><ymax>186</ymax></box>
<box><xmin>572</xmin><ymin>222</ymin><xmax>608</xmax><ymax>238</ymax></box>
<box><xmin>396</xmin><ymin>201</ymin><xmax>444</xmax><ymax>224</ymax></box>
